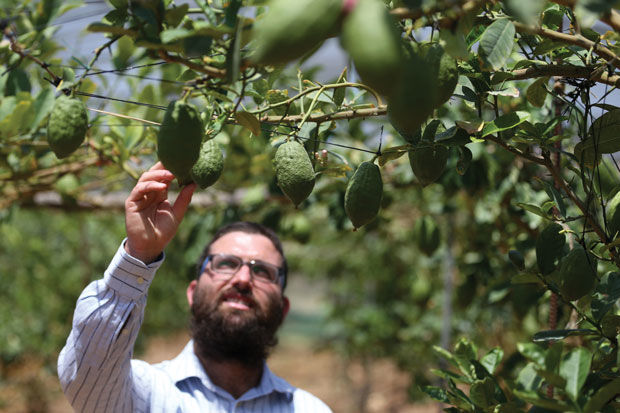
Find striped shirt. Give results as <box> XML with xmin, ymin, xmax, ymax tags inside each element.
<box><xmin>58</xmin><ymin>241</ymin><xmax>333</xmax><ymax>413</ymax></box>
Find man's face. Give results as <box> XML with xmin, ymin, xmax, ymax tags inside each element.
<box><xmin>186</xmin><ymin>231</ymin><xmax>290</xmax><ymax>365</ymax></box>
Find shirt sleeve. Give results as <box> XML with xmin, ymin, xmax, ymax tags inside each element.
<box><xmin>57</xmin><ymin>239</ymin><xmax>164</xmax><ymax>413</ymax></box>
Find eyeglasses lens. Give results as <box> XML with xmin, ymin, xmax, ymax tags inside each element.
<box><xmin>210</xmin><ymin>254</ymin><xmax>278</xmax><ymax>283</ymax></box>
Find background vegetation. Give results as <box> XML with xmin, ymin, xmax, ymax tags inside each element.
<box><xmin>2</xmin><ymin>0</ymin><xmax>620</xmax><ymax>411</ymax></box>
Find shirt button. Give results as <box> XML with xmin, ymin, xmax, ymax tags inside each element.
<box><xmin>137</xmin><ymin>277</ymin><xmax>144</xmax><ymax>284</ymax></box>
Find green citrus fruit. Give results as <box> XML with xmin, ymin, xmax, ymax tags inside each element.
<box><xmin>191</xmin><ymin>139</ymin><xmax>224</xmax><ymax>189</ymax></box>
<box><xmin>408</xmin><ymin>145</ymin><xmax>449</xmax><ymax>186</ymax></box>
<box><xmin>340</xmin><ymin>0</ymin><xmax>403</xmax><ymax>96</ymax></box>
<box><xmin>47</xmin><ymin>95</ymin><xmax>89</xmax><ymax>158</ymax></box>
<box><xmin>251</xmin><ymin>0</ymin><xmax>343</xmax><ymax>65</ymax></box>
<box><xmin>157</xmin><ymin>100</ymin><xmax>204</xmax><ymax>185</ymax></box>
<box><xmin>558</xmin><ymin>246</ymin><xmax>597</xmax><ymax>301</ymax></box>
<box><xmin>535</xmin><ymin>222</ymin><xmax>566</xmax><ymax>275</ymax></box>
<box><xmin>387</xmin><ymin>51</ymin><xmax>437</xmax><ymax>140</ymax></box>
<box><xmin>274</xmin><ymin>140</ymin><xmax>316</xmax><ymax>207</ymax></box>
<box><xmin>344</xmin><ymin>161</ymin><xmax>383</xmax><ymax>229</ymax></box>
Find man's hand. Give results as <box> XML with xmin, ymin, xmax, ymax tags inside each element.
<box><xmin>124</xmin><ymin>162</ymin><xmax>196</xmax><ymax>264</ymax></box>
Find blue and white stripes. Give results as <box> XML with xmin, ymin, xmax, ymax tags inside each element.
<box><xmin>58</xmin><ymin>240</ymin><xmax>332</xmax><ymax>413</ymax></box>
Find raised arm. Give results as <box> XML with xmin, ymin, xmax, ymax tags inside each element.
<box><xmin>58</xmin><ymin>163</ymin><xmax>195</xmax><ymax>412</ymax></box>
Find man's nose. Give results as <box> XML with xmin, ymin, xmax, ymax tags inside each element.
<box><xmin>231</xmin><ymin>263</ymin><xmax>253</xmax><ymax>285</ymax></box>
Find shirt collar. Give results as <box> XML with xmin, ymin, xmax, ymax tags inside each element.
<box><xmin>163</xmin><ymin>340</ymin><xmax>295</xmax><ymax>401</ymax></box>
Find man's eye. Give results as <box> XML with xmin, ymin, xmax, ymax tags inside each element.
<box><xmin>252</xmin><ymin>265</ymin><xmax>272</xmax><ymax>279</ymax></box>
<box><xmin>216</xmin><ymin>259</ymin><xmax>238</xmax><ymax>269</ymax></box>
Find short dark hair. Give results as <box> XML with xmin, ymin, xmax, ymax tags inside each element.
<box><xmin>196</xmin><ymin>221</ymin><xmax>288</xmax><ymax>290</ymax></box>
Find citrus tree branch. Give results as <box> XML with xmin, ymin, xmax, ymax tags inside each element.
<box><xmin>260</xmin><ymin>105</ymin><xmax>387</xmax><ymax>124</ymax></box>
<box><xmin>158</xmin><ymin>50</ymin><xmax>227</xmax><ymax>78</ymax></box>
<box><xmin>251</xmin><ymin>82</ymin><xmax>383</xmax><ymax>116</ymax></box>
<box><xmin>5</xmin><ymin>24</ymin><xmax>60</xmax><ymax>84</ymax></box>
<box><xmin>508</xmin><ymin>64</ymin><xmax>620</xmax><ymax>88</ymax></box>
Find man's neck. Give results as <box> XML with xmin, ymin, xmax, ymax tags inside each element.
<box><xmin>194</xmin><ymin>343</ymin><xmax>264</xmax><ymax>399</ymax></box>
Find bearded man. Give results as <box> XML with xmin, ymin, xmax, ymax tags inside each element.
<box><xmin>58</xmin><ymin>162</ymin><xmax>332</xmax><ymax>412</ymax></box>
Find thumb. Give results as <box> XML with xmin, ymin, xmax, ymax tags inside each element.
<box><xmin>172</xmin><ymin>183</ymin><xmax>197</xmax><ymax>221</ymax></box>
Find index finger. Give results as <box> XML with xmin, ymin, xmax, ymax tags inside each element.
<box><xmin>148</xmin><ymin>161</ymin><xmax>165</xmax><ymax>172</ymax></box>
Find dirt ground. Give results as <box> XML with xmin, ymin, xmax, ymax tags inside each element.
<box><xmin>1</xmin><ymin>330</ymin><xmax>438</xmax><ymax>413</ymax></box>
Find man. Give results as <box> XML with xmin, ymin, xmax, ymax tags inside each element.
<box><xmin>58</xmin><ymin>162</ymin><xmax>332</xmax><ymax>412</ymax></box>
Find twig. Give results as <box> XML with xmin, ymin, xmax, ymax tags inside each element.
<box><xmin>251</xmin><ymin>82</ymin><xmax>383</xmax><ymax>115</ymax></box>
<box><xmin>5</xmin><ymin>24</ymin><xmax>60</xmax><ymax>85</ymax></box>
<box><xmin>260</xmin><ymin>105</ymin><xmax>387</xmax><ymax>124</ymax></box>
<box><xmin>158</xmin><ymin>50</ymin><xmax>227</xmax><ymax>78</ymax></box>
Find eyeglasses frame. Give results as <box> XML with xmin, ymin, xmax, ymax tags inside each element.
<box><xmin>199</xmin><ymin>253</ymin><xmax>286</xmax><ymax>287</ymax></box>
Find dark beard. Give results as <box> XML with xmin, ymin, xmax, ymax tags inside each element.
<box><xmin>190</xmin><ymin>287</ymin><xmax>285</xmax><ymax>367</ymax></box>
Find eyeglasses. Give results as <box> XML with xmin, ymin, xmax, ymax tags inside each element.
<box><xmin>201</xmin><ymin>254</ymin><xmax>285</xmax><ymax>286</ymax></box>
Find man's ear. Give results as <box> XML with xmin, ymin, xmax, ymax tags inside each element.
<box><xmin>281</xmin><ymin>296</ymin><xmax>290</xmax><ymax>320</ymax></box>
<box><xmin>187</xmin><ymin>280</ymin><xmax>198</xmax><ymax>307</ymax></box>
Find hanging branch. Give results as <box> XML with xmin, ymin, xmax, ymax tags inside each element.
<box><xmin>158</xmin><ymin>50</ymin><xmax>227</xmax><ymax>78</ymax></box>
<box><xmin>4</xmin><ymin>24</ymin><xmax>61</xmax><ymax>85</ymax></box>
<box><xmin>260</xmin><ymin>105</ymin><xmax>387</xmax><ymax>124</ymax></box>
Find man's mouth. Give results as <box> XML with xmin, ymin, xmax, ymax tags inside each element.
<box><xmin>220</xmin><ymin>293</ymin><xmax>254</xmax><ymax>311</ymax></box>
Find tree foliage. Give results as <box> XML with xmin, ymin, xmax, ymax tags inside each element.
<box><xmin>2</xmin><ymin>0</ymin><xmax>620</xmax><ymax>410</ymax></box>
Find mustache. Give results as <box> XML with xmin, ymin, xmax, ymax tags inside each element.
<box><xmin>217</xmin><ymin>286</ymin><xmax>257</xmax><ymax>306</ymax></box>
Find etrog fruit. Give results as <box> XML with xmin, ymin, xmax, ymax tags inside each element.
<box><xmin>344</xmin><ymin>161</ymin><xmax>383</xmax><ymax>229</ymax></box>
<box><xmin>157</xmin><ymin>100</ymin><xmax>203</xmax><ymax>185</ymax></box>
<box><xmin>47</xmin><ymin>95</ymin><xmax>89</xmax><ymax>158</ymax></box>
<box><xmin>274</xmin><ymin>140</ymin><xmax>315</xmax><ymax>207</ymax></box>
<box><xmin>191</xmin><ymin>139</ymin><xmax>224</xmax><ymax>189</ymax></box>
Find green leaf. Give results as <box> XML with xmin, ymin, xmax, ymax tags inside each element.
<box><xmin>439</xmin><ymin>29</ymin><xmax>470</xmax><ymax>60</ymax></box>
<box><xmin>518</xmin><ymin>342</ymin><xmax>547</xmax><ymax>366</ymax></box>
<box><xmin>421</xmin><ymin>385</ymin><xmax>450</xmax><ymax>403</ymax></box>
<box><xmin>5</xmin><ymin>68</ymin><xmax>31</xmax><ymax>96</ymax></box>
<box><xmin>533</xmin><ymin>329</ymin><xmax>598</xmax><ymax>342</ymax></box>
<box><xmin>559</xmin><ymin>347</ymin><xmax>592</xmax><ymax>401</ymax></box>
<box><xmin>470</xmin><ymin>377</ymin><xmax>496</xmax><ymax>408</ymax></box>
<box><xmin>30</xmin><ymin>87</ymin><xmax>56</xmax><ymax>133</ymax></box>
<box><xmin>435</xmin><ymin>126</ymin><xmax>471</xmax><ymax>146</ymax></box>
<box><xmin>526</xmin><ymin>77</ymin><xmax>549</xmax><ymax>107</ymax></box>
<box><xmin>429</xmin><ymin>368</ymin><xmax>468</xmax><ymax>382</ymax></box>
<box><xmin>454</xmin><ymin>338</ymin><xmax>478</xmax><ymax>380</ymax></box>
<box><xmin>512</xmin><ymin>389</ymin><xmax>570</xmax><ymax>411</ymax></box>
<box><xmin>482</xmin><ymin>111</ymin><xmax>530</xmax><ymax>137</ymax></box>
<box><xmin>333</xmin><ymin>68</ymin><xmax>347</xmax><ymax>107</ymax></box>
<box><xmin>576</xmin><ymin>110</ymin><xmax>620</xmax><ymax>166</ymax></box>
<box><xmin>480</xmin><ymin>347</ymin><xmax>503</xmax><ymax>374</ymax></box>
<box><xmin>160</xmin><ymin>28</ymin><xmax>191</xmax><ymax>44</ymax></box>
<box><xmin>479</xmin><ymin>18</ymin><xmax>516</xmax><ymax>70</ymax></box>
<box><xmin>378</xmin><ymin>145</ymin><xmax>410</xmax><ymax>166</ymax></box>
<box><xmin>488</xmin><ymin>86</ymin><xmax>520</xmax><ymax>97</ymax></box>
<box><xmin>584</xmin><ymin>377</ymin><xmax>620</xmax><ymax>413</ymax></box>
<box><xmin>591</xmin><ymin>271</ymin><xmax>620</xmax><ymax>321</ymax></box>
<box><xmin>539</xmin><ymin>180</ymin><xmax>566</xmax><ymax>218</ymax></box>
<box><xmin>515</xmin><ymin>363</ymin><xmax>543</xmax><ymax>392</ymax></box>
<box><xmin>544</xmin><ymin>341</ymin><xmax>563</xmax><ymax>373</ymax></box>
<box><xmin>164</xmin><ymin>3</ymin><xmax>189</xmax><ymax>27</ymax></box>
<box><xmin>515</xmin><ymin>202</ymin><xmax>551</xmax><ymax>219</ymax></box>
<box><xmin>87</xmin><ymin>22</ymin><xmax>137</xmax><ymax>37</ymax></box>
<box><xmin>432</xmin><ymin>345</ymin><xmax>460</xmax><ymax>370</ymax></box>
<box><xmin>234</xmin><ymin>111</ymin><xmax>261</xmax><ymax>136</ymax></box>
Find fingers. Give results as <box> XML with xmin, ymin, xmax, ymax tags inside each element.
<box><xmin>172</xmin><ymin>183</ymin><xmax>197</xmax><ymax>221</ymax></box>
<box><xmin>138</xmin><ymin>169</ymin><xmax>175</xmax><ymax>184</ymax></box>
<box><xmin>127</xmin><ymin>181</ymin><xmax>169</xmax><ymax>205</ymax></box>
<box><xmin>148</xmin><ymin>161</ymin><xmax>165</xmax><ymax>171</ymax></box>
